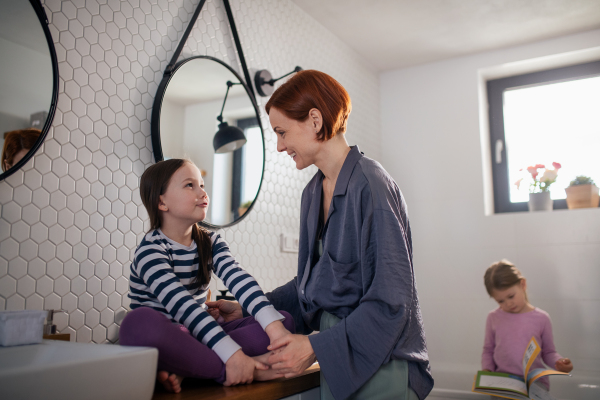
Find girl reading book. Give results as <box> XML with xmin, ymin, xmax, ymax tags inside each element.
<box><xmin>119</xmin><ymin>159</ymin><xmax>294</xmax><ymax>393</ymax></box>
<box><xmin>482</xmin><ymin>260</ymin><xmax>573</xmax><ymax>394</ymax></box>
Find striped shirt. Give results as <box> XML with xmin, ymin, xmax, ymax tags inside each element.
<box><xmin>128</xmin><ymin>229</ymin><xmax>283</xmax><ymax>363</ymax></box>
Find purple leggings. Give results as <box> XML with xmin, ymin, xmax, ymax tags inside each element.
<box><xmin>119</xmin><ymin>307</ymin><xmax>295</xmax><ymax>383</ymax></box>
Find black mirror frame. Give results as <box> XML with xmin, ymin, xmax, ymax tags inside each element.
<box><xmin>150</xmin><ymin>55</ymin><xmax>266</xmax><ymax>229</ymax></box>
<box><xmin>150</xmin><ymin>0</ymin><xmax>266</xmax><ymax>229</ymax></box>
<box><xmin>0</xmin><ymin>0</ymin><xmax>59</xmax><ymax>182</ymax></box>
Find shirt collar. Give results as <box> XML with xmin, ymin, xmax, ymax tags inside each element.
<box><xmin>330</xmin><ymin>145</ymin><xmax>363</xmax><ymax>197</ymax></box>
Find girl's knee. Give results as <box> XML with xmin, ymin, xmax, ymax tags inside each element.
<box><xmin>279</xmin><ymin>311</ymin><xmax>296</xmax><ymax>334</ymax></box>
<box><xmin>120</xmin><ymin>307</ymin><xmax>168</xmax><ymax>346</ymax></box>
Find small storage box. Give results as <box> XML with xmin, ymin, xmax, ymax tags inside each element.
<box><xmin>0</xmin><ymin>310</ymin><xmax>46</xmax><ymax>346</ymax></box>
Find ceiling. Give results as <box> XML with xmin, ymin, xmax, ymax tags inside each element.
<box><xmin>290</xmin><ymin>0</ymin><xmax>600</xmax><ymax>71</ymax></box>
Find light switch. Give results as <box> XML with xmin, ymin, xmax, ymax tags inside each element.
<box><xmin>280</xmin><ymin>233</ymin><xmax>299</xmax><ymax>253</ymax></box>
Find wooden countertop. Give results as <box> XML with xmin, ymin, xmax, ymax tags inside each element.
<box><xmin>152</xmin><ymin>364</ymin><xmax>320</xmax><ymax>400</ymax></box>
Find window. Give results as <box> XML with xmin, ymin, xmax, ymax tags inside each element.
<box><xmin>487</xmin><ymin>60</ymin><xmax>600</xmax><ymax>213</ymax></box>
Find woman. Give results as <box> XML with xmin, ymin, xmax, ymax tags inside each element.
<box><xmin>207</xmin><ymin>70</ymin><xmax>433</xmax><ymax>400</ymax></box>
<box><xmin>1</xmin><ymin>128</ymin><xmax>40</xmax><ymax>171</ymax></box>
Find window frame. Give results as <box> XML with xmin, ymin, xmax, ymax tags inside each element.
<box><xmin>487</xmin><ymin>60</ymin><xmax>600</xmax><ymax>213</ymax></box>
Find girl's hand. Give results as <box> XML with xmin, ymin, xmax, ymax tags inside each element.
<box><xmin>555</xmin><ymin>358</ymin><xmax>573</xmax><ymax>373</ymax></box>
<box><xmin>205</xmin><ymin>300</ymin><xmax>243</xmax><ymax>322</ymax></box>
<box><xmin>264</xmin><ymin>320</ymin><xmax>291</xmax><ymax>344</ymax></box>
<box><xmin>224</xmin><ymin>350</ymin><xmax>268</xmax><ymax>386</ymax></box>
<box><xmin>267</xmin><ymin>334</ymin><xmax>317</xmax><ymax>378</ymax></box>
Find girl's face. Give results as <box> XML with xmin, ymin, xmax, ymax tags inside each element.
<box><xmin>491</xmin><ymin>280</ymin><xmax>530</xmax><ymax>314</ymax></box>
<box><xmin>269</xmin><ymin>107</ymin><xmax>322</xmax><ymax>170</ymax></box>
<box><xmin>159</xmin><ymin>162</ymin><xmax>209</xmax><ymax>225</ymax></box>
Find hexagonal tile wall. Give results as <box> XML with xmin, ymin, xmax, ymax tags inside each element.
<box><xmin>0</xmin><ymin>0</ymin><xmax>379</xmax><ymax>343</ymax></box>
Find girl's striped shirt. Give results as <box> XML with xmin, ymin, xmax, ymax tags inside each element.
<box><xmin>128</xmin><ymin>229</ymin><xmax>283</xmax><ymax>363</ymax></box>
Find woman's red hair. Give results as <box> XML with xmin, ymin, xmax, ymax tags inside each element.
<box><xmin>265</xmin><ymin>70</ymin><xmax>351</xmax><ymax>141</ymax></box>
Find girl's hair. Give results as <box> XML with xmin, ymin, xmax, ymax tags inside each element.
<box><xmin>2</xmin><ymin>129</ymin><xmax>40</xmax><ymax>171</ymax></box>
<box><xmin>484</xmin><ymin>259</ymin><xmax>525</xmax><ymax>296</ymax></box>
<box><xmin>140</xmin><ymin>159</ymin><xmax>212</xmax><ymax>288</ymax></box>
<box><xmin>265</xmin><ymin>69</ymin><xmax>352</xmax><ymax>142</ymax></box>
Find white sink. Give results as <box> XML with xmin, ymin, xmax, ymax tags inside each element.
<box><xmin>0</xmin><ymin>339</ymin><xmax>158</xmax><ymax>400</ymax></box>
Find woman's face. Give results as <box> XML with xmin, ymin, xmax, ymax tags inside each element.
<box><xmin>269</xmin><ymin>107</ymin><xmax>322</xmax><ymax>170</ymax></box>
<box><xmin>3</xmin><ymin>147</ymin><xmax>30</xmax><ymax>171</ymax></box>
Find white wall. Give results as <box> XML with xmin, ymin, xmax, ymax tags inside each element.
<box><xmin>380</xmin><ymin>29</ymin><xmax>600</xmax><ymax>388</ymax></box>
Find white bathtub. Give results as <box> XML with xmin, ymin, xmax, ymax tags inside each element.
<box><xmin>427</xmin><ymin>363</ymin><xmax>600</xmax><ymax>400</ymax></box>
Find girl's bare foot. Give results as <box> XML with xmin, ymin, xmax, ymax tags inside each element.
<box><xmin>157</xmin><ymin>371</ymin><xmax>184</xmax><ymax>393</ymax></box>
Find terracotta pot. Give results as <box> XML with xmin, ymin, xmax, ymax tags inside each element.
<box><xmin>528</xmin><ymin>192</ymin><xmax>552</xmax><ymax>211</ymax></box>
<box><xmin>565</xmin><ymin>184</ymin><xmax>600</xmax><ymax>209</ymax></box>
<box><xmin>238</xmin><ymin>207</ymin><xmax>248</xmax><ymax>216</ymax></box>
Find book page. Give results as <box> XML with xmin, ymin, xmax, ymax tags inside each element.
<box><xmin>529</xmin><ymin>382</ymin><xmax>559</xmax><ymax>400</ymax></box>
<box><xmin>526</xmin><ymin>368</ymin><xmax>570</xmax><ymax>387</ymax></box>
<box><xmin>478</xmin><ymin>374</ymin><xmax>528</xmax><ymax>395</ymax></box>
<box><xmin>522</xmin><ymin>336</ymin><xmax>541</xmax><ymax>383</ymax></box>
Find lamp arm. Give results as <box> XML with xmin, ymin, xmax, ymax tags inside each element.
<box><xmin>217</xmin><ymin>81</ymin><xmax>243</xmax><ymax>123</ymax></box>
<box><xmin>266</xmin><ymin>66</ymin><xmax>303</xmax><ymax>85</ymax></box>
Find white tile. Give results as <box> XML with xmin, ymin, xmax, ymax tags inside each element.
<box><xmin>63</xmin><ymin>259</ymin><xmax>79</xmax><ymax>279</ymax></box>
<box><xmin>27</xmin><ymin>258</ymin><xmax>46</xmax><ymax>279</ymax></box>
<box><xmin>48</xmin><ymin>224</ymin><xmax>66</xmax><ymax>245</ymax></box>
<box><xmin>36</xmin><ymin>275</ymin><xmax>54</xmax><ymax>297</ymax></box>
<box><xmin>6</xmin><ymin>294</ymin><xmax>25</xmax><ymax>311</ymax></box>
<box><xmin>16</xmin><ymin>275</ymin><xmax>35</xmax><ymax>298</ymax></box>
<box><xmin>46</xmin><ymin>259</ymin><xmax>63</xmax><ymax>279</ymax></box>
<box><xmin>86</xmin><ymin>308</ymin><xmax>100</xmax><ymax>328</ymax></box>
<box><xmin>92</xmin><ymin>324</ymin><xmax>106</xmax><ymax>343</ymax></box>
<box><xmin>25</xmin><ymin>293</ymin><xmax>44</xmax><ymax>310</ymax></box>
<box><xmin>86</xmin><ymin>273</ymin><xmax>101</xmax><ymax>294</ymax></box>
<box><xmin>70</xmin><ymin>309</ymin><xmax>85</xmax><ymax>330</ymax></box>
<box><xmin>11</xmin><ymin>221</ymin><xmax>30</xmax><ymax>243</ymax></box>
<box><xmin>54</xmin><ymin>276</ymin><xmax>71</xmax><ymax>296</ymax></box>
<box><xmin>93</xmin><ymin>292</ymin><xmax>108</xmax><ymax>311</ymax></box>
<box><xmin>2</xmin><ymin>202</ymin><xmax>21</xmax><ymax>224</ymax></box>
<box><xmin>0</xmin><ymin>275</ymin><xmax>17</xmax><ymax>297</ymax></box>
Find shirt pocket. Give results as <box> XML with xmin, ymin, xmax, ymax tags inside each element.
<box><xmin>319</xmin><ymin>251</ymin><xmax>362</xmax><ymax>306</ymax></box>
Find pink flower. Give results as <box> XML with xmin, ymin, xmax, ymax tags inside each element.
<box><xmin>514</xmin><ymin>178</ymin><xmax>523</xmax><ymax>189</ymax></box>
<box><xmin>535</xmin><ymin>164</ymin><xmax>545</xmax><ymax>169</ymax></box>
<box><xmin>527</xmin><ymin>166</ymin><xmax>537</xmax><ymax>175</ymax></box>
<box><xmin>552</xmin><ymin>162</ymin><xmax>561</xmax><ymax>170</ymax></box>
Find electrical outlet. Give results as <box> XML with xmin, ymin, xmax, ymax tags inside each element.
<box><xmin>280</xmin><ymin>233</ymin><xmax>299</xmax><ymax>253</ymax></box>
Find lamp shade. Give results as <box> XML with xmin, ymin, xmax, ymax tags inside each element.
<box><xmin>213</xmin><ymin>122</ymin><xmax>247</xmax><ymax>153</ymax></box>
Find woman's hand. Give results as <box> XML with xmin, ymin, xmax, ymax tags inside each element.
<box><xmin>224</xmin><ymin>349</ymin><xmax>268</xmax><ymax>386</ymax></box>
<box><xmin>264</xmin><ymin>320</ymin><xmax>291</xmax><ymax>344</ymax></box>
<box><xmin>555</xmin><ymin>358</ymin><xmax>573</xmax><ymax>373</ymax></box>
<box><xmin>205</xmin><ymin>300</ymin><xmax>243</xmax><ymax>322</ymax></box>
<box><xmin>267</xmin><ymin>334</ymin><xmax>317</xmax><ymax>378</ymax></box>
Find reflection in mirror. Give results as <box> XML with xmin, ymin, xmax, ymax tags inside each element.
<box><xmin>0</xmin><ymin>0</ymin><xmax>56</xmax><ymax>180</ymax></box>
<box><xmin>159</xmin><ymin>58</ymin><xmax>264</xmax><ymax>227</ymax></box>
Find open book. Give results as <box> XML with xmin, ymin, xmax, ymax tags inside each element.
<box><xmin>472</xmin><ymin>337</ymin><xmax>569</xmax><ymax>400</ymax></box>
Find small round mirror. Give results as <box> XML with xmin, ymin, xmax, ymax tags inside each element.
<box><xmin>151</xmin><ymin>56</ymin><xmax>265</xmax><ymax>228</ymax></box>
<box><xmin>0</xmin><ymin>0</ymin><xmax>58</xmax><ymax>180</ymax></box>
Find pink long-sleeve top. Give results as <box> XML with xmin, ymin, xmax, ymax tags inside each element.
<box><xmin>482</xmin><ymin>307</ymin><xmax>563</xmax><ymax>389</ymax></box>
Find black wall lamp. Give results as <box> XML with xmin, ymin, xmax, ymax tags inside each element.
<box><xmin>214</xmin><ymin>80</ymin><xmax>246</xmax><ymax>153</ymax></box>
<box><xmin>254</xmin><ymin>66</ymin><xmax>303</xmax><ymax>97</ymax></box>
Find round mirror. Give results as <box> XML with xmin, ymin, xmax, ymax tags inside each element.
<box><xmin>151</xmin><ymin>56</ymin><xmax>265</xmax><ymax>228</ymax></box>
<box><xmin>0</xmin><ymin>0</ymin><xmax>58</xmax><ymax>180</ymax></box>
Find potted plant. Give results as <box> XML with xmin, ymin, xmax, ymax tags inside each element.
<box><xmin>514</xmin><ymin>162</ymin><xmax>561</xmax><ymax>211</ymax></box>
<box><xmin>238</xmin><ymin>200</ymin><xmax>253</xmax><ymax>217</ymax></box>
<box><xmin>565</xmin><ymin>176</ymin><xmax>599</xmax><ymax>209</ymax></box>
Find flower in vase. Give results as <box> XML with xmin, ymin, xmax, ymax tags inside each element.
<box><xmin>517</xmin><ymin>162</ymin><xmax>561</xmax><ymax>193</ymax></box>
